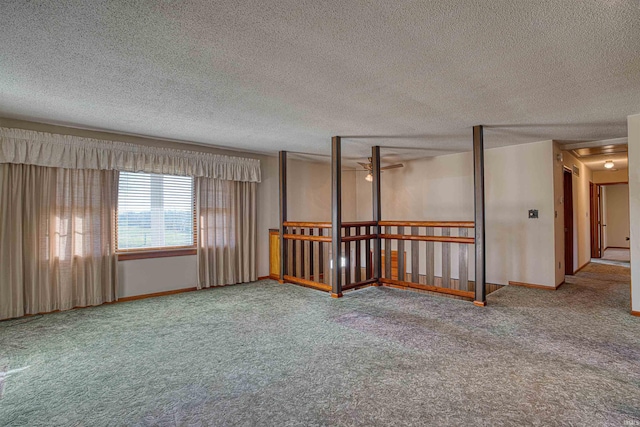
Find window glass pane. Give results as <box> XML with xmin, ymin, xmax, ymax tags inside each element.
<box><xmin>117</xmin><ymin>172</ymin><xmax>194</xmax><ymax>250</ymax></box>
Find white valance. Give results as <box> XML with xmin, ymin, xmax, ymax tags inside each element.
<box><xmin>0</xmin><ymin>127</ymin><xmax>261</xmax><ymax>182</ymax></box>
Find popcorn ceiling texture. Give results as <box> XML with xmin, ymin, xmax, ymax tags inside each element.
<box><xmin>0</xmin><ymin>1</ymin><xmax>639</xmax><ymax>158</ymax></box>
<box><xmin>0</xmin><ymin>263</ymin><xmax>638</xmax><ymax>426</ymax></box>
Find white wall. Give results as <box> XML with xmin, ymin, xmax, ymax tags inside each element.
<box><xmin>627</xmin><ymin>113</ymin><xmax>640</xmax><ymax>313</ymax></box>
<box><xmin>562</xmin><ymin>151</ymin><xmax>593</xmax><ymax>271</ymax></box>
<box><xmin>603</xmin><ymin>184</ymin><xmax>630</xmax><ymax>249</ymax></box>
<box><xmin>355</xmin><ymin>140</ymin><xmax>557</xmax><ymax>287</ymax></box>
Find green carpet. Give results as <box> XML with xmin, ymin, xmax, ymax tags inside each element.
<box><xmin>1</xmin><ymin>263</ymin><xmax>639</xmax><ymax>426</ymax></box>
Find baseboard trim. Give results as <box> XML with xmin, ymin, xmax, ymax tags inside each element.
<box><xmin>257</xmin><ymin>275</ymin><xmax>270</xmax><ymax>280</ymax></box>
<box><xmin>118</xmin><ymin>287</ymin><xmax>198</xmax><ymax>302</ymax></box>
<box><xmin>631</xmin><ymin>310</ymin><xmax>640</xmax><ymax>317</ymax></box>
<box><xmin>604</xmin><ymin>246</ymin><xmax>630</xmax><ymax>251</ymax></box>
<box><xmin>508</xmin><ymin>281</ymin><xmax>559</xmax><ymax>291</ymax></box>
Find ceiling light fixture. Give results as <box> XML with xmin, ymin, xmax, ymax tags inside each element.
<box><xmin>365</xmin><ymin>172</ymin><xmax>373</xmax><ymax>182</ymax></box>
<box><xmin>604</xmin><ymin>160</ymin><xmax>614</xmax><ymax>169</ymax></box>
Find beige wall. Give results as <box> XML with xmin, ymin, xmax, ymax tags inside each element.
<box><xmin>602</xmin><ymin>184</ymin><xmax>630</xmax><ymax>249</ymax></box>
<box><xmin>553</xmin><ymin>143</ymin><xmax>566</xmax><ymax>286</ymax></box>
<box><xmin>287</xmin><ymin>159</ymin><xmax>357</xmax><ymax>222</ymax></box>
<box><xmin>593</xmin><ymin>168</ymin><xmax>628</xmax><ymax>184</ymax></box>
<box><xmin>562</xmin><ymin>151</ymin><xmax>593</xmax><ymax>272</ymax></box>
<box><xmin>355</xmin><ymin>140</ymin><xmax>557</xmax><ymax>287</ymax></box>
<box><xmin>627</xmin><ymin>114</ymin><xmax>640</xmax><ymax>313</ymax></box>
<box><xmin>0</xmin><ymin>118</ymin><xmax>280</xmax><ymax>298</ymax></box>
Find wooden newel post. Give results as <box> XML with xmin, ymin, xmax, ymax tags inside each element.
<box><xmin>372</xmin><ymin>145</ymin><xmax>382</xmax><ymax>283</ymax></box>
<box><xmin>473</xmin><ymin>126</ymin><xmax>487</xmax><ymax>306</ymax></box>
<box><xmin>279</xmin><ymin>151</ymin><xmax>287</xmax><ymax>284</ymax></box>
<box><xmin>331</xmin><ymin>136</ymin><xmax>343</xmax><ymax>298</ymax></box>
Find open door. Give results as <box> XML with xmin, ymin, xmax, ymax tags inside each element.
<box><xmin>564</xmin><ymin>169</ymin><xmax>574</xmax><ymax>275</ymax></box>
<box><xmin>590</xmin><ymin>182</ymin><xmax>602</xmax><ymax>258</ymax></box>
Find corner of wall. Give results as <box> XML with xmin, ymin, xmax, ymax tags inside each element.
<box><xmin>627</xmin><ymin>114</ymin><xmax>640</xmax><ymax>312</ymax></box>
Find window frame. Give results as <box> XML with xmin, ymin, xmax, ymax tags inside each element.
<box><xmin>115</xmin><ymin>172</ymin><xmax>197</xmax><ymax>261</ymax></box>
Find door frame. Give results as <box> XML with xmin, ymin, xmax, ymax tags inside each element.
<box><xmin>590</xmin><ymin>182</ymin><xmax>602</xmax><ymax>258</ymax></box>
<box><xmin>564</xmin><ymin>168</ymin><xmax>574</xmax><ymax>275</ymax></box>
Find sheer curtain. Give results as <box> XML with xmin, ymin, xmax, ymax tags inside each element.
<box><xmin>196</xmin><ymin>177</ymin><xmax>257</xmax><ymax>288</ymax></box>
<box><xmin>0</xmin><ymin>164</ymin><xmax>118</xmax><ymax>320</ymax></box>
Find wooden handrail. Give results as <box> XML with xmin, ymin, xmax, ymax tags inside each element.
<box><xmin>284</xmin><ymin>275</ymin><xmax>332</xmax><ymax>292</ymax></box>
<box><xmin>283</xmin><ymin>221</ymin><xmax>331</xmax><ymax>228</ymax></box>
<box><xmin>283</xmin><ymin>221</ymin><xmax>378</xmax><ymax>229</ymax></box>
<box><xmin>379</xmin><ymin>234</ymin><xmax>475</xmax><ymax>244</ymax></box>
<box><xmin>379</xmin><ymin>221</ymin><xmax>475</xmax><ymax>228</ymax></box>
<box><xmin>284</xmin><ymin>221</ymin><xmax>473</xmax><ymax>228</ymax></box>
<box><xmin>342</xmin><ymin>278</ymin><xmax>377</xmax><ymax>290</ymax></box>
<box><xmin>380</xmin><ymin>278</ymin><xmax>475</xmax><ymax>299</ymax></box>
<box><xmin>283</xmin><ymin>234</ymin><xmax>332</xmax><ymax>242</ymax></box>
<box><xmin>342</xmin><ymin>234</ymin><xmax>377</xmax><ymax>242</ymax></box>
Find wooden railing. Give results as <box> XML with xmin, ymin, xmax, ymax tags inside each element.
<box><xmin>282</xmin><ymin>221</ymin><xmax>378</xmax><ymax>293</ymax></box>
<box><xmin>341</xmin><ymin>221</ymin><xmax>378</xmax><ymax>291</ymax></box>
<box><xmin>379</xmin><ymin>221</ymin><xmax>475</xmax><ymax>299</ymax></box>
<box><xmin>281</xmin><ymin>220</ymin><xmax>485</xmax><ymax>300</ymax></box>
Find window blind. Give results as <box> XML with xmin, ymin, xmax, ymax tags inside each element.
<box><xmin>117</xmin><ymin>172</ymin><xmax>195</xmax><ymax>251</ymax></box>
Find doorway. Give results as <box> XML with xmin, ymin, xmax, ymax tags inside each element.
<box><xmin>563</xmin><ymin>168</ymin><xmax>574</xmax><ymax>275</ymax></box>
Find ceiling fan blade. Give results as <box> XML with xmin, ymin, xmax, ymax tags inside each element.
<box><xmin>357</xmin><ymin>162</ymin><xmax>372</xmax><ymax>170</ymax></box>
<box><xmin>380</xmin><ymin>164</ymin><xmax>404</xmax><ymax>170</ymax></box>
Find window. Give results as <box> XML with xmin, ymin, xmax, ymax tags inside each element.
<box><xmin>117</xmin><ymin>172</ymin><xmax>195</xmax><ymax>253</ymax></box>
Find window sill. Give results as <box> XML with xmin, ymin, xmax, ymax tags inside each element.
<box><xmin>117</xmin><ymin>248</ymin><xmax>197</xmax><ymax>261</ymax></box>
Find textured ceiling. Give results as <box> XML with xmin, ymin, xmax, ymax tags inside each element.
<box><xmin>1</xmin><ymin>1</ymin><xmax>639</xmax><ymax>160</ymax></box>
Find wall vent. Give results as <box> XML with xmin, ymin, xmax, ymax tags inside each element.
<box><xmin>572</xmin><ymin>164</ymin><xmax>580</xmax><ymax>177</ymax></box>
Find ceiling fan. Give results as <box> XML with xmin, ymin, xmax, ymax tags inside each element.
<box><xmin>357</xmin><ymin>158</ymin><xmax>404</xmax><ymax>182</ymax></box>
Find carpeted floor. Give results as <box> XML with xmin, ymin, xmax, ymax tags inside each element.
<box><xmin>1</xmin><ymin>263</ymin><xmax>639</xmax><ymax>426</ymax></box>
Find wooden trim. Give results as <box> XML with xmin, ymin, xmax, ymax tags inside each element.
<box><xmin>283</xmin><ymin>221</ymin><xmax>331</xmax><ymax>228</ymax></box>
<box><xmin>257</xmin><ymin>276</ymin><xmax>270</xmax><ymax>280</ymax></box>
<box><xmin>379</xmin><ymin>221</ymin><xmax>474</xmax><ymax>228</ymax></box>
<box><xmin>473</xmin><ymin>301</ymin><xmax>487</xmax><ymax>307</ymax></box>
<box><xmin>118</xmin><ymin>287</ymin><xmax>198</xmax><ymax>302</ymax></box>
<box><xmin>604</xmin><ymin>246</ymin><xmax>630</xmax><ymax>250</ymax></box>
<box><xmin>283</xmin><ymin>221</ymin><xmax>378</xmax><ymax>228</ymax></box>
<box><xmin>342</xmin><ymin>234</ymin><xmax>377</xmax><ymax>242</ymax></box>
<box><xmin>118</xmin><ymin>248</ymin><xmax>196</xmax><ymax>261</ymax></box>
<box><xmin>283</xmin><ymin>275</ymin><xmax>332</xmax><ymax>292</ymax></box>
<box><xmin>380</xmin><ymin>278</ymin><xmax>475</xmax><ymax>299</ymax></box>
<box><xmin>508</xmin><ymin>281</ymin><xmax>561</xmax><ymax>290</ymax></box>
<box><xmin>342</xmin><ymin>278</ymin><xmax>377</xmax><ymax>291</ymax></box>
<box><xmin>283</xmin><ymin>233</ymin><xmax>331</xmax><ymax>242</ymax></box>
<box><xmin>330</xmin><ymin>292</ymin><xmax>343</xmax><ymax>298</ymax></box>
<box><xmin>379</xmin><ymin>234</ymin><xmax>475</xmax><ymax>244</ymax></box>
<box><xmin>631</xmin><ymin>310</ymin><xmax>640</xmax><ymax>317</ymax></box>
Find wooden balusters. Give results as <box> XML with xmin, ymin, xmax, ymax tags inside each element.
<box><xmin>441</xmin><ymin>228</ymin><xmax>450</xmax><ymax>288</ymax></box>
<box><xmin>278</xmin><ymin>220</ymin><xmax>478</xmax><ymax>301</ymax></box>
<box><xmin>384</xmin><ymin>226</ymin><xmax>391</xmax><ymax>280</ymax></box>
<box><xmin>425</xmin><ymin>226</ymin><xmax>435</xmax><ymax>286</ymax></box>
<box><xmin>411</xmin><ymin>226</ymin><xmax>419</xmax><ymax>284</ymax></box>
<box><xmin>354</xmin><ymin>227</ymin><xmax>362</xmax><ymax>283</ymax></box>
<box><xmin>459</xmin><ymin>228</ymin><xmax>469</xmax><ymax>291</ymax></box>
<box><xmin>365</xmin><ymin>225</ymin><xmax>371</xmax><ymax>280</ymax></box>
